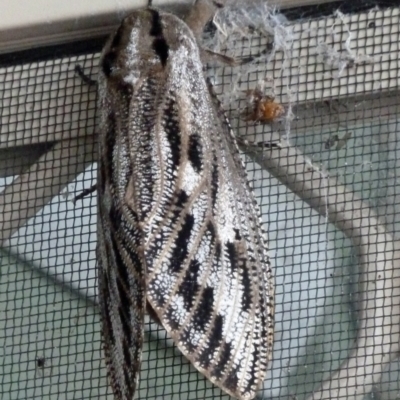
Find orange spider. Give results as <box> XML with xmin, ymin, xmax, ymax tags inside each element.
<box><xmin>242</xmin><ymin>88</ymin><xmax>285</xmax><ymax>123</ymax></box>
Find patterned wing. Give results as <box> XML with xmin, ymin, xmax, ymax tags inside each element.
<box><xmin>96</xmin><ymin>13</ymin><xmax>150</xmax><ymax>399</ymax></box>
<box><xmin>132</xmin><ymin>11</ymin><xmax>274</xmax><ymax>400</ymax></box>
<box><xmin>97</xmin><ymin>214</ymin><xmax>145</xmax><ymax>400</ymax></box>
<box><xmin>96</xmin><ymin>8</ymin><xmax>274</xmax><ymax>400</ymax></box>
<box><xmin>208</xmin><ymin>82</ymin><xmax>275</xmax><ymax>391</ymax></box>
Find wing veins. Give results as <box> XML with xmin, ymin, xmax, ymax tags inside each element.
<box><xmin>158</xmin><ymin>213</ymin><xmax>216</xmax><ymax>316</ymax></box>
<box><xmin>145</xmin><ymin>175</ymin><xmax>208</xmax><ymax>283</ymax></box>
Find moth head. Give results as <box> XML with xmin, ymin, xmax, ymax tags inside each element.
<box><xmin>100</xmin><ymin>9</ymin><xmax>200</xmax><ymax>85</ymax></box>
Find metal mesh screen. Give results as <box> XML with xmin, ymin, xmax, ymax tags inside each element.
<box><xmin>1</xmin><ymin>2</ymin><xmax>400</xmax><ymax>399</ymax></box>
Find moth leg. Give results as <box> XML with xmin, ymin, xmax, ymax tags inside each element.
<box><xmin>73</xmin><ymin>184</ymin><xmax>97</xmax><ymax>204</ymax></box>
<box><xmin>187</xmin><ymin>0</ymin><xmax>274</xmax><ymax>66</ymax></box>
<box><xmin>185</xmin><ymin>0</ymin><xmax>239</xmax><ymax>66</ymax></box>
<box><xmin>72</xmin><ymin>65</ymin><xmax>97</xmax><ymax>204</ymax></box>
<box><xmin>237</xmin><ymin>137</ymin><xmax>282</xmax><ymax>150</ymax></box>
<box><xmin>185</xmin><ymin>0</ymin><xmax>221</xmax><ymax>39</ymax></box>
<box><xmin>74</xmin><ymin>65</ymin><xmax>97</xmax><ymax>87</ymax></box>
<box><xmin>201</xmin><ymin>48</ymin><xmax>238</xmax><ymax>66</ymax></box>
<box><xmin>202</xmin><ymin>42</ymin><xmax>272</xmax><ymax>67</ymax></box>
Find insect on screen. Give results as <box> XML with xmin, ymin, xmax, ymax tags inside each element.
<box><xmin>1</xmin><ymin>0</ymin><xmax>400</xmax><ymax>399</ymax></box>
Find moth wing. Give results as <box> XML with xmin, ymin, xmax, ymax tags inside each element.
<box><xmin>96</xmin><ymin>67</ymin><xmax>147</xmax><ymax>399</ymax></box>
<box><xmin>97</xmin><ymin>195</ymin><xmax>146</xmax><ymax>400</ymax></box>
<box><xmin>94</xmin><ymin>8</ymin><xmax>273</xmax><ymax>399</ymax></box>
<box><xmin>143</xmin><ymin>73</ymin><xmax>272</xmax><ymax>399</ymax></box>
<box><xmin>209</xmin><ymin>85</ymin><xmax>274</xmax><ymax>384</ymax></box>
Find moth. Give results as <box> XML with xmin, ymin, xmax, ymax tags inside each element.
<box><xmin>96</xmin><ymin>3</ymin><xmax>274</xmax><ymax>400</ymax></box>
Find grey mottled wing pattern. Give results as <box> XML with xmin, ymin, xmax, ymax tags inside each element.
<box><xmin>208</xmin><ymin>81</ymin><xmax>274</xmax><ymax>379</ymax></box>
<box><xmin>96</xmin><ymin>14</ymin><xmax>150</xmax><ymax>398</ymax></box>
<box><xmin>139</xmin><ymin>14</ymin><xmax>272</xmax><ymax>400</ymax></box>
<box><xmin>96</xmin><ymin>7</ymin><xmax>273</xmax><ymax>400</ymax></box>
<box><xmin>97</xmin><ymin>215</ymin><xmax>145</xmax><ymax>400</ymax></box>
